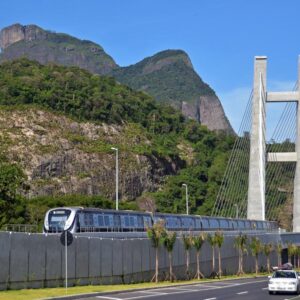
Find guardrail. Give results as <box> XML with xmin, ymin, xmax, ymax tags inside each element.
<box><xmin>2</xmin><ymin>224</ymin><xmax>38</xmax><ymax>233</ymax></box>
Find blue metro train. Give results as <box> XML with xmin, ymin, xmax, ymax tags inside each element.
<box><xmin>43</xmin><ymin>207</ymin><xmax>278</xmax><ymax>234</ymax></box>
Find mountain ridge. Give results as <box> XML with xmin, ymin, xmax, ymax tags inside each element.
<box><xmin>0</xmin><ymin>23</ymin><xmax>234</xmax><ymax>133</ymax></box>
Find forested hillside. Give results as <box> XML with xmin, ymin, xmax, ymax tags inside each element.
<box><xmin>0</xmin><ymin>59</ymin><xmax>235</xmax><ymax>228</ymax></box>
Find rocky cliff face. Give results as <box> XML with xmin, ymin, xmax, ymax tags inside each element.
<box><xmin>0</xmin><ymin>24</ymin><xmax>234</xmax><ymax>133</ymax></box>
<box><xmin>0</xmin><ymin>24</ymin><xmax>118</xmax><ymax>75</ymax></box>
<box><xmin>112</xmin><ymin>50</ymin><xmax>234</xmax><ymax>134</ymax></box>
<box><xmin>0</xmin><ymin>24</ymin><xmax>48</xmax><ymax>49</ymax></box>
<box><xmin>0</xmin><ymin>107</ymin><xmax>184</xmax><ymax>200</ymax></box>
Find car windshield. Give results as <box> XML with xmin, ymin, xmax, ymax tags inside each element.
<box><xmin>273</xmin><ymin>271</ymin><xmax>296</xmax><ymax>278</ymax></box>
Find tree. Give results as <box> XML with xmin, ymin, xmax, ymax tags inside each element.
<box><xmin>182</xmin><ymin>233</ymin><xmax>193</xmax><ymax>279</ymax></box>
<box><xmin>287</xmin><ymin>242</ymin><xmax>296</xmax><ymax>265</ymax></box>
<box><xmin>249</xmin><ymin>237</ymin><xmax>262</xmax><ymax>275</ymax></box>
<box><xmin>215</xmin><ymin>231</ymin><xmax>224</xmax><ymax>278</ymax></box>
<box><xmin>146</xmin><ymin>220</ymin><xmax>166</xmax><ymax>283</ymax></box>
<box><xmin>275</xmin><ymin>242</ymin><xmax>283</xmax><ymax>267</ymax></box>
<box><xmin>207</xmin><ymin>233</ymin><xmax>218</xmax><ymax>278</ymax></box>
<box><xmin>263</xmin><ymin>243</ymin><xmax>273</xmax><ymax>273</ymax></box>
<box><xmin>234</xmin><ymin>233</ymin><xmax>248</xmax><ymax>275</ymax></box>
<box><xmin>0</xmin><ymin>162</ymin><xmax>27</xmax><ymax>226</ymax></box>
<box><xmin>296</xmin><ymin>247</ymin><xmax>300</xmax><ymax>268</ymax></box>
<box><xmin>192</xmin><ymin>232</ymin><xmax>206</xmax><ymax>279</ymax></box>
<box><xmin>162</xmin><ymin>231</ymin><xmax>177</xmax><ymax>282</ymax></box>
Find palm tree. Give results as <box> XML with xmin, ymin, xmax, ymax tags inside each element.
<box><xmin>275</xmin><ymin>242</ymin><xmax>283</xmax><ymax>268</ymax></box>
<box><xmin>287</xmin><ymin>242</ymin><xmax>296</xmax><ymax>265</ymax></box>
<box><xmin>234</xmin><ymin>233</ymin><xmax>248</xmax><ymax>275</ymax></box>
<box><xmin>296</xmin><ymin>247</ymin><xmax>300</xmax><ymax>268</ymax></box>
<box><xmin>162</xmin><ymin>231</ymin><xmax>177</xmax><ymax>282</ymax></box>
<box><xmin>192</xmin><ymin>233</ymin><xmax>206</xmax><ymax>279</ymax></box>
<box><xmin>207</xmin><ymin>233</ymin><xmax>218</xmax><ymax>278</ymax></box>
<box><xmin>215</xmin><ymin>231</ymin><xmax>224</xmax><ymax>278</ymax></box>
<box><xmin>263</xmin><ymin>243</ymin><xmax>273</xmax><ymax>273</ymax></box>
<box><xmin>249</xmin><ymin>237</ymin><xmax>262</xmax><ymax>275</ymax></box>
<box><xmin>295</xmin><ymin>247</ymin><xmax>300</xmax><ymax>268</ymax></box>
<box><xmin>182</xmin><ymin>233</ymin><xmax>193</xmax><ymax>279</ymax></box>
<box><xmin>146</xmin><ymin>219</ymin><xmax>166</xmax><ymax>283</ymax></box>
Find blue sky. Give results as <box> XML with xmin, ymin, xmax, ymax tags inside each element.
<box><xmin>0</xmin><ymin>0</ymin><xmax>299</xmax><ymax>137</ymax></box>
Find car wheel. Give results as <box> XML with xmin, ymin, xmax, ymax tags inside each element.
<box><xmin>269</xmin><ymin>291</ymin><xmax>275</xmax><ymax>295</ymax></box>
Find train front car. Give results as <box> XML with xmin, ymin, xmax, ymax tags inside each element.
<box><xmin>44</xmin><ymin>207</ymin><xmax>79</xmax><ymax>233</ymax></box>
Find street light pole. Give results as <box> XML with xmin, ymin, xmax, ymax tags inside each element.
<box><xmin>182</xmin><ymin>183</ymin><xmax>189</xmax><ymax>215</ymax></box>
<box><xmin>111</xmin><ymin>147</ymin><xmax>119</xmax><ymax>210</ymax></box>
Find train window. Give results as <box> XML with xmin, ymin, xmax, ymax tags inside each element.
<box><xmin>245</xmin><ymin>220</ymin><xmax>251</xmax><ymax>228</ymax></box>
<box><xmin>238</xmin><ymin>221</ymin><xmax>245</xmax><ymax>228</ymax></box>
<box><xmin>143</xmin><ymin>216</ymin><xmax>152</xmax><ymax>227</ymax></box>
<box><xmin>114</xmin><ymin>215</ymin><xmax>121</xmax><ymax>227</ymax></box>
<box><xmin>166</xmin><ymin>217</ymin><xmax>178</xmax><ymax>228</ymax></box>
<box><xmin>256</xmin><ymin>222</ymin><xmax>263</xmax><ymax>229</ymax></box>
<box><xmin>137</xmin><ymin>216</ymin><xmax>144</xmax><ymax>228</ymax></box>
<box><xmin>129</xmin><ymin>216</ymin><xmax>137</xmax><ymax>227</ymax></box>
<box><xmin>209</xmin><ymin>219</ymin><xmax>219</xmax><ymax>229</ymax></box>
<box><xmin>201</xmin><ymin>218</ymin><xmax>209</xmax><ymax>229</ymax></box>
<box><xmin>83</xmin><ymin>213</ymin><xmax>93</xmax><ymax>226</ymax></box>
<box><xmin>98</xmin><ymin>215</ymin><xmax>104</xmax><ymax>226</ymax></box>
<box><xmin>219</xmin><ymin>219</ymin><xmax>229</xmax><ymax>229</ymax></box>
<box><xmin>78</xmin><ymin>213</ymin><xmax>85</xmax><ymax>226</ymax></box>
<box><xmin>195</xmin><ymin>219</ymin><xmax>202</xmax><ymax>229</ymax></box>
<box><xmin>104</xmin><ymin>215</ymin><xmax>110</xmax><ymax>226</ymax></box>
<box><xmin>231</xmin><ymin>220</ymin><xmax>238</xmax><ymax>229</ymax></box>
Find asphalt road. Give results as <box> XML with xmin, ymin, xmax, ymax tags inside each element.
<box><xmin>74</xmin><ymin>278</ymin><xmax>300</xmax><ymax>300</ymax></box>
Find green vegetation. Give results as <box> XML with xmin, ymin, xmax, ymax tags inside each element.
<box><xmin>0</xmin><ymin>58</ymin><xmax>184</xmax><ymax>133</ymax></box>
<box><xmin>112</xmin><ymin>50</ymin><xmax>216</xmax><ymax>105</ymax></box>
<box><xmin>0</xmin><ymin>59</ymin><xmax>236</xmax><ymax>228</ymax></box>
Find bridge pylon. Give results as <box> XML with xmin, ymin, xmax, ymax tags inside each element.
<box><xmin>247</xmin><ymin>56</ymin><xmax>267</xmax><ymax>221</ymax></box>
<box><xmin>248</xmin><ymin>56</ymin><xmax>300</xmax><ymax>232</ymax></box>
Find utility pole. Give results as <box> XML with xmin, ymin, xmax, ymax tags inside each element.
<box><xmin>111</xmin><ymin>147</ymin><xmax>119</xmax><ymax>210</ymax></box>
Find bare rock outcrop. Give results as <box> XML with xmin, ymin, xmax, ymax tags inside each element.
<box><xmin>0</xmin><ymin>108</ymin><xmax>185</xmax><ymax>200</ymax></box>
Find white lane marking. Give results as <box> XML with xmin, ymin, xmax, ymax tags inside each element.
<box><xmin>157</xmin><ymin>287</ymin><xmax>200</xmax><ymax>292</ymax></box>
<box><xmin>237</xmin><ymin>291</ymin><xmax>248</xmax><ymax>295</ymax></box>
<box><xmin>193</xmin><ymin>284</ymin><xmax>222</xmax><ymax>288</ymax></box>
<box><xmin>98</xmin><ymin>279</ymin><xmax>268</xmax><ymax>300</ymax></box>
<box><xmin>138</xmin><ymin>291</ymin><xmax>168</xmax><ymax>295</ymax></box>
<box><xmin>96</xmin><ymin>296</ymin><xmax>123</xmax><ymax>300</ymax></box>
<box><xmin>262</xmin><ymin>287</ymin><xmax>268</xmax><ymax>290</ymax></box>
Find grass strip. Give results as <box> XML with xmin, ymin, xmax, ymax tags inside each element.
<box><xmin>0</xmin><ymin>273</ymin><xmax>270</xmax><ymax>300</ymax></box>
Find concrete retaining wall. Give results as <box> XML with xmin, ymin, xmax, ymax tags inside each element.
<box><xmin>0</xmin><ymin>231</ymin><xmax>281</xmax><ymax>290</ymax></box>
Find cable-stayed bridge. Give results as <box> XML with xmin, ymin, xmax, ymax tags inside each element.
<box><xmin>212</xmin><ymin>56</ymin><xmax>300</xmax><ymax>232</ymax></box>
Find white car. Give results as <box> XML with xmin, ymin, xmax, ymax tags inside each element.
<box><xmin>268</xmin><ymin>270</ymin><xmax>300</xmax><ymax>295</ymax></box>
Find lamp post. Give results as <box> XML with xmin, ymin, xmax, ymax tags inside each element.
<box><xmin>111</xmin><ymin>147</ymin><xmax>119</xmax><ymax>210</ymax></box>
<box><xmin>182</xmin><ymin>183</ymin><xmax>189</xmax><ymax>215</ymax></box>
<box><xmin>234</xmin><ymin>204</ymin><xmax>239</xmax><ymax>219</ymax></box>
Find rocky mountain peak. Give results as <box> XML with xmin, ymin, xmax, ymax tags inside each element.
<box><xmin>0</xmin><ymin>23</ymin><xmax>118</xmax><ymax>75</ymax></box>
<box><xmin>140</xmin><ymin>50</ymin><xmax>194</xmax><ymax>75</ymax></box>
<box><xmin>0</xmin><ymin>23</ymin><xmax>234</xmax><ymax>133</ymax></box>
<box><xmin>0</xmin><ymin>23</ymin><xmax>47</xmax><ymax>50</ymax></box>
